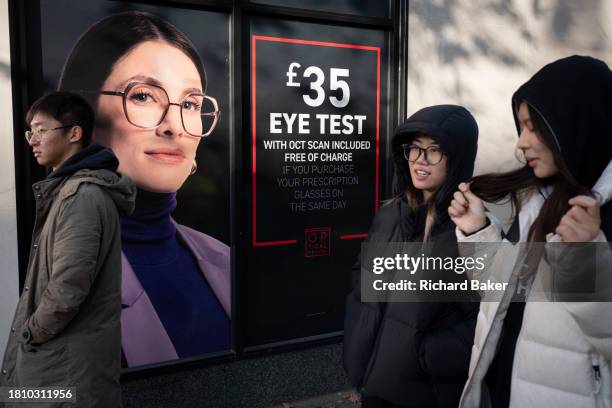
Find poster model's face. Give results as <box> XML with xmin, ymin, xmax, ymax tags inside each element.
<box><xmin>94</xmin><ymin>40</ymin><xmax>203</xmax><ymax>193</ymax></box>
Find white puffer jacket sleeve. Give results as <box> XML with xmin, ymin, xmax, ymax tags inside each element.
<box><xmin>546</xmin><ymin>230</ymin><xmax>612</xmax><ymax>361</ymax></box>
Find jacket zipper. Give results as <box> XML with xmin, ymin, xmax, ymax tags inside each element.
<box><xmin>591</xmin><ymin>353</ymin><xmax>602</xmax><ymax>396</ymax></box>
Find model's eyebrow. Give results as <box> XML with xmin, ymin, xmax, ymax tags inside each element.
<box><xmin>117</xmin><ymin>75</ymin><xmax>204</xmax><ymax>96</ymax></box>
<box><xmin>117</xmin><ymin>75</ymin><xmax>162</xmax><ymax>90</ymax></box>
<box><xmin>183</xmin><ymin>87</ymin><xmax>204</xmax><ymax>95</ymax></box>
<box><xmin>30</xmin><ymin>120</ymin><xmax>48</xmax><ymax>127</ymax></box>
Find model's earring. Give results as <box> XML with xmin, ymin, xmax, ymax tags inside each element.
<box><xmin>190</xmin><ymin>160</ymin><xmax>198</xmax><ymax>175</ymax></box>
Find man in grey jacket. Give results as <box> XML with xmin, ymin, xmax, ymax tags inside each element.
<box><xmin>0</xmin><ymin>92</ymin><xmax>135</xmax><ymax>407</ymax></box>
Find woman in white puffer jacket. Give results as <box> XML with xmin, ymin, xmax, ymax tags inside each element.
<box><xmin>448</xmin><ymin>55</ymin><xmax>612</xmax><ymax>408</ymax></box>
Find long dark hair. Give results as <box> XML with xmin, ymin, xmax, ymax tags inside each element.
<box><xmin>58</xmin><ymin>11</ymin><xmax>207</xmax><ymax>108</ymax></box>
<box><xmin>470</xmin><ymin>103</ymin><xmax>590</xmax><ymax>242</ymax></box>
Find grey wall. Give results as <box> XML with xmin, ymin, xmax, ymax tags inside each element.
<box><xmin>408</xmin><ymin>0</ymin><xmax>612</xmax><ymax>176</ymax></box>
<box><xmin>0</xmin><ymin>0</ymin><xmax>19</xmax><ymax>362</ymax></box>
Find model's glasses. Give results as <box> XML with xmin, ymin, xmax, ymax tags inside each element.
<box><xmin>95</xmin><ymin>82</ymin><xmax>220</xmax><ymax>137</ymax></box>
<box><xmin>25</xmin><ymin>125</ymin><xmax>74</xmax><ymax>143</ymax></box>
<box><xmin>402</xmin><ymin>143</ymin><xmax>444</xmax><ymax>165</ymax></box>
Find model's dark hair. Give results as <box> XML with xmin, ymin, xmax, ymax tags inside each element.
<box><xmin>58</xmin><ymin>11</ymin><xmax>206</xmax><ymax>109</ymax></box>
<box><xmin>26</xmin><ymin>91</ymin><xmax>95</xmax><ymax>147</ymax></box>
<box><xmin>469</xmin><ymin>102</ymin><xmax>590</xmax><ymax>241</ymax></box>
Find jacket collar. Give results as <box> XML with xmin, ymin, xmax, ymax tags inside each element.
<box><xmin>32</xmin><ymin>175</ymin><xmax>66</xmax><ymax>197</ymax></box>
<box><xmin>32</xmin><ymin>168</ymin><xmax>118</xmax><ymax>199</ymax></box>
<box><xmin>119</xmin><ymin>222</ymin><xmax>230</xmax><ymax>367</ymax></box>
<box><xmin>120</xmin><ymin>221</ymin><xmax>230</xmax><ymax>316</ymax></box>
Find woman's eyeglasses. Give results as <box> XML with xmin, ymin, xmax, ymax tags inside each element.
<box><xmin>86</xmin><ymin>82</ymin><xmax>220</xmax><ymax>138</ymax></box>
<box><xmin>402</xmin><ymin>143</ymin><xmax>444</xmax><ymax>165</ymax></box>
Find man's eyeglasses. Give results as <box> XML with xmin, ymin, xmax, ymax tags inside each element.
<box><xmin>402</xmin><ymin>143</ymin><xmax>445</xmax><ymax>165</ymax></box>
<box><xmin>25</xmin><ymin>125</ymin><xmax>75</xmax><ymax>143</ymax></box>
<box><xmin>89</xmin><ymin>82</ymin><xmax>220</xmax><ymax>138</ymax></box>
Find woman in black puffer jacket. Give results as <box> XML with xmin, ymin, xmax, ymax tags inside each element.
<box><xmin>343</xmin><ymin>104</ymin><xmax>480</xmax><ymax>408</ymax></box>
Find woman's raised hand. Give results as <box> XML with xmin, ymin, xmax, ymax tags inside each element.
<box><xmin>555</xmin><ymin>195</ymin><xmax>601</xmax><ymax>242</ymax></box>
<box><xmin>448</xmin><ymin>182</ymin><xmax>487</xmax><ymax>235</ymax></box>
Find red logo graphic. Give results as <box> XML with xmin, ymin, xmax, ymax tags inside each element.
<box><xmin>305</xmin><ymin>227</ymin><xmax>331</xmax><ymax>257</ymax></box>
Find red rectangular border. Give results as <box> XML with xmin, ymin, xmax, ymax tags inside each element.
<box><xmin>252</xmin><ymin>35</ymin><xmax>380</xmax><ymax>247</ymax></box>
<box><xmin>340</xmin><ymin>233</ymin><xmax>368</xmax><ymax>240</ymax></box>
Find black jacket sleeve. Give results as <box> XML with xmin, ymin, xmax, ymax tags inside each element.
<box><xmin>343</xmin><ymin>203</ymin><xmax>401</xmax><ymax>388</ymax></box>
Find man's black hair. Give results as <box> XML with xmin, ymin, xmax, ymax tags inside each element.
<box><xmin>25</xmin><ymin>92</ymin><xmax>94</xmax><ymax>147</ymax></box>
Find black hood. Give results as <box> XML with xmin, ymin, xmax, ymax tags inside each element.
<box><xmin>392</xmin><ymin>104</ymin><xmax>479</xmax><ymax>213</ymax></box>
<box><xmin>512</xmin><ymin>55</ymin><xmax>612</xmax><ymax>189</ymax></box>
<box><xmin>48</xmin><ymin>143</ymin><xmax>119</xmax><ymax>179</ymax></box>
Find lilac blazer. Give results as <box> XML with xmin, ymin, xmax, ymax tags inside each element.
<box><xmin>120</xmin><ymin>222</ymin><xmax>231</xmax><ymax>367</ymax></box>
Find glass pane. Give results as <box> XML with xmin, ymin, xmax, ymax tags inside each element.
<box><xmin>40</xmin><ymin>0</ymin><xmax>232</xmax><ymax>369</ymax></box>
<box><xmin>246</xmin><ymin>16</ymin><xmax>391</xmax><ymax>346</ymax></box>
<box><xmin>250</xmin><ymin>0</ymin><xmax>391</xmax><ymax>19</ymax></box>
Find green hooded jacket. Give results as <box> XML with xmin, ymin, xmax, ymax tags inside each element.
<box><xmin>1</xmin><ymin>145</ymin><xmax>135</xmax><ymax>408</ymax></box>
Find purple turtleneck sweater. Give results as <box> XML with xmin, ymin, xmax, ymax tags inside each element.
<box><xmin>121</xmin><ymin>190</ymin><xmax>229</xmax><ymax>358</ymax></box>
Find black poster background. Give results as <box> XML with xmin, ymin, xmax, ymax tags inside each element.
<box><xmin>253</xmin><ymin>37</ymin><xmax>379</xmax><ymax>243</ymax></box>
<box><xmin>245</xmin><ymin>18</ymin><xmax>389</xmax><ymax>347</ymax></box>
